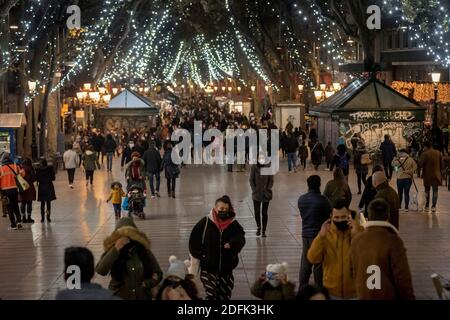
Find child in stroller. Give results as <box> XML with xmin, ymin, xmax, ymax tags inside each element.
<box><xmin>126</xmin><ymin>183</ymin><xmax>146</xmax><ymax>219</ymax></box>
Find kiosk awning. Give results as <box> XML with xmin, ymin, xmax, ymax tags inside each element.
<box><xmin>0</xmin><ymin>113</ymin><xmax>27</xmax><ymax>128</ymax></box>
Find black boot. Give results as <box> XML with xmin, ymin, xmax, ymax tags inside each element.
<box><xmin>256</xmin><ymin>228</ymin><xmax>261</xmax><ymax>236</ymax></box>
<box><xmin>41</xmin><ymin>212</ymin><xmax>45</xmax><ymax>223</ymax></box>
<box><xmin>46</xmin><ymin>210</ymin><xmax>51</xmax><ymax>222</ymax></box>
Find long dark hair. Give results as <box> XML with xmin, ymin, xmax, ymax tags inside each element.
<box><xmin>110</xmin><ymin>240</ymin><xmax>154</xmax><ymax>282</ymax></box>
<box><xmin>156</xmin><ymin>277</ymin><xmax>201</xmax><ymax>300</ymax></box>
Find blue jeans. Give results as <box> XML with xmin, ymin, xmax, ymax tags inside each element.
<box><xmin>425</xmin><ymin>184</ymin><xmax>439</xmax><ymax>208</ymax></box>
<box><xmin>148</xmin><ymin>173</ymin><xmax>161</xmax><ymax>195</ymax></box>
<box><xmin>287</xmin><ymin>153</ymin><xmax>296</xmax><ymax>171</ymax></box>
<box><xmin>106</xmin><ymin>152</ymin><xmax>114</xmax><ymax>171</ymax></box>
<box><xmin>397</xmin><ymin>178</ymin><xmax>412</xmax><ymax>209</ymax></box>
<box><xmin>113</xmin><ymin>204</ymin><xmax>121</xmax><ymax>217</ymax></box>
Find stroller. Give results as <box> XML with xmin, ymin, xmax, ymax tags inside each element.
<box><xmin>126</xmin><ymin>184</ymin><xmax>146</xmax><ymax>220</ymax></box>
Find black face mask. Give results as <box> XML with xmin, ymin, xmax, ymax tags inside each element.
<box><xmin>334</xmin><ymin>220</ymin><xmax>349</xmax><ymax>231</ymax></box>
<box><xmin>166</xmin><ymin>279</ymin><xmax>181</xmax><ymax>288</ymax></box>
<box><xmin>217</xmin><ymin>210</ymin><xmax>230</xmax><ymax>220</ymax></box>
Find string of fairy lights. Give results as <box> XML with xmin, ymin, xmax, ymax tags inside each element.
<box><xmin>53</xmin><ymin>0</ymin><xmax>127</xmax><ymax>92</ymax></box>
<box><xmin>382</xmin><ymin>0</ymin><xmax>450</xmax><ymax>67</ymax></box>
<box><xmin>3</xmin><ymin>0</ymin><xmax>450</xmax><ymax>99</ymax></box>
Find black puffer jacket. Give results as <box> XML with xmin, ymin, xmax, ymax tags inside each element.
<box><xmin>103</xmin><ymin>138</ymin><xmax>117</xmax><ymax>153</ymax></box>
<box><xmin>142</xmin><ymin>147</ymin><xmax>162</xmax><ymax>174</ymax></box>
<box><xmin>189</xmin><ymin>214</ymin><xmax>245</xmax><ymax>275</ymax></box>
<box><xmin>298</xmin><ymin>190</ymin><xmax>331</xmax><ymax>238</ymax></box>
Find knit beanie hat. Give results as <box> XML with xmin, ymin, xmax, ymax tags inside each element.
<box><xmin>166</xmin><ymin>256</ymin><xmax>188</xmax><ymax>280</ymax></box>
<box><xmin>266</xmin><ymin>262</ymin><xmax>288</xmax><ymax>274</ymax></box>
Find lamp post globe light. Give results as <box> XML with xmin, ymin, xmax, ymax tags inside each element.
<box><xmin>431</xmin><ymin>72</ymin><xmax>441</xmax><ymax>127</ymax></box>
<box><xmin>28</xmin><ymin>80</ymin><xmax>38</xmax><ymax>160</ymax></box>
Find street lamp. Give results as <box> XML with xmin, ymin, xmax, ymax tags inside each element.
<box><xmin>431</xmin><ymin>72</ymin><xmax>441</xmax><ymax>126</ymax></box>
<box><xmin>28</xmin><ymin>80</ymin><xmax>38</xmax><ymax>160</ymax></box>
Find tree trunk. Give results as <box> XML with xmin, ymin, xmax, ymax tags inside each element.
<box><xmin>39</xmin><ymin>30</ymin><xmax>57</xmax><ymax>157</ymax></box>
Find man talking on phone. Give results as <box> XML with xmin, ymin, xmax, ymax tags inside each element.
<box><xmin>307</xmin><ymin>198</ymin><xmax>362</xmax><ymax>300</ymax></box>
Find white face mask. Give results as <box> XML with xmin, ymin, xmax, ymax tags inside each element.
<box><xmin>129</xmin><ymin>143</ymin><xmax>134</xmax><ymax>148</ymax></box>
<box><xmin>268</xmin><ymin>279</ymin><xmax>280</xmax><ymax>288</ymax></box>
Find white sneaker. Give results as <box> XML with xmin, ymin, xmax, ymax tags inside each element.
<box><xmin>151</xmin><ymin>195</ymin><xmax>156</xmax><ymax>199</ymax></box>
<box><xmin>69</xmin><ymin>185</ymin><xmax>73</xmax><ymax>189</ymax></box>
<box><xmin>431</xmin><ymin>207</ymin><xmax>437</xmax><ymax>213</ymax></box>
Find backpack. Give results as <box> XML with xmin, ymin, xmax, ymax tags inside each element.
<box><xmin>340</xmin><ymin>153</ymin><xmax>349</xmax><ymax>171</ymax></box>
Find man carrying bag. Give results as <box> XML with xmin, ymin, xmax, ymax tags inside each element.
<box><xmin>0</xmin><ymin>152</ymin><xmax>24</xmax><ymax>230</ymax></box>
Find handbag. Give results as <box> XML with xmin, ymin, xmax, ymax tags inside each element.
<box><xmin>361</xmin><ymin>153</ymin><xmax>372</xmax><ymax>165</ymax></box>
<box><xmin>6</xmin><ymin>164</ymin><xmax>29</xmax><ymax>193</ymax></box>
<box><xmin>398</xmin><ymin>157</ymin><xmax>424</xmax><ymax>211</ymax></box>
<box><xmin>188</xmin><ymin>217</ymin><xmax>209</xmax><ymax>298</ymax></box>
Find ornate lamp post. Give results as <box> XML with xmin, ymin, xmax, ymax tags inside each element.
<box><xmin>431</xmin><ymin>72</ymin><xmax>441</xmax><ymax>127</ymax></box>
<box><xmin>28</xmin><ymin>80</ymin><xmax>38</xmax><ymax>160</ymax></box>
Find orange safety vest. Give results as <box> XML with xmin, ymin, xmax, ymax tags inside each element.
<box><xmin>0</xmin><ymin>163</ymin><xmax>19</xmax><ymax>191</ymax></box>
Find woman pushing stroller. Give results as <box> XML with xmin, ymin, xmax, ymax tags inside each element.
<box><xmin>124</xmin><ymin>152</ymin><xmax>147</xmax><ymax>219</ymax></box>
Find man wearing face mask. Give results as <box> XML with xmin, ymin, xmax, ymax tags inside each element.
<box><xmin>307</xmin><ymin>198</ymin><xmax>361</xmax><ymax>300</ymax></box>
<box><xmin>189</xmin><ymin>195</ymin><xmax>246</xmax><ymax>300</ymax></box>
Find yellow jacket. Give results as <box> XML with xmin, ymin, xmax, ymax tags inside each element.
<box><xmin>307</xmin><ymin>222</ymin><xmax>359</xmax><ymax>299</ymax></box>
<box><xmin>108</xmin><ymin>188</ymin><xmax>125</xmax><ymax>204</ymax></box>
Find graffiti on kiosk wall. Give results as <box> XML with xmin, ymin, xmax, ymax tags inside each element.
<box><xmin>339</xmin><ymin>121</ymin><xmax>422</xmax><ymax>152</ymax></box>
<box><xmin>348</xmin><ymin>111</ymin><xmax>416</xmax><ymax>122</ymax></box>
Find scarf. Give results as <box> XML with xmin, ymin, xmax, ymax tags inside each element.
<box><xmin>131</xmin><ymin>162</ymin><xmax>141</xmax><ymax>179</ymax></box>
<box><xmin>209</xmin><ymin>208</ymin><xmax>235</xmax><ymax>231</ymax></box>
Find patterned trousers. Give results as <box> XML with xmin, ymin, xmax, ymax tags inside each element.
<box><xmin>200</xmin><ymin>270</ymin><xmax>234</xmax><ymax>300</ymax></box>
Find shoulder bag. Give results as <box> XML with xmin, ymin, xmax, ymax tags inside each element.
<box><xmin>6</xmin><ymin>164</ymin><xmax>30</xmax><ymax>193</ymax></box>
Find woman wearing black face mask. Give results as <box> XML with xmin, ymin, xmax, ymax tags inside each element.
<box><xmin>307</xmin><ymin>198</ymin><xmax>362</xmax><ymax>300</ymax></box>
<box><xmin>189</xmin><ymin>195</ymin><xmax>246</xmax><ymax>300</ymax></box>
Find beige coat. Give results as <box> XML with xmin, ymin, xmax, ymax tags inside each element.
<box><xmin>392</xmin><ymin>154</ymin><xmax>417</xmax><ymax>180</ymax></box>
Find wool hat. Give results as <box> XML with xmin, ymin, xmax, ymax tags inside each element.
<box><xmin>166</xmin><ymin>256</ymin><xmax>188</xmax><ymax>280</ymax></box>
<box><xmin>372</xmin><ymin>171</ymin><xmax>387</xmax><ymax>188</ymax></box>
<box><xmin>266</xmin><ymin>262</ymin><xmax>288</xmax><ymax>274</ymax></box>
